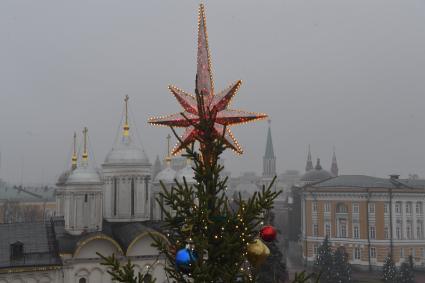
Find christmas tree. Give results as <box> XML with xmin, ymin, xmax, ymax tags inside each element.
<box><xmin>314</xmin><ymin>236</ymin><xmax>333</xmax><ymax>283</ymax></box>
<box><xmin>331</xmin><ymin>246</ymin><xmax>351</xmax><ymax>283</ymax></box>
<box><xmin>397</xmin><ymin>256</ymin><xmax>415</xmax><ymax>283</ymax></box>
<box><xmin>257</xmin><ymin>212</ymin><xmax>289</xmax><ymax>283</ymax></box>
<box><xmin>382</xmin><ymin>254</ymin><xmax>397</xmax><ymax>283</ymax></box>
<box><xmin>147</xmin><ymin>4</ymin><xmax>280</xmax><ymax>282</ymax></box>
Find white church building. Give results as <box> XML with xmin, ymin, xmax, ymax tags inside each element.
<box><xmin>0</xmin><ymin>97</ymin><xmax>178</xmax><ymax>283</ymax></box>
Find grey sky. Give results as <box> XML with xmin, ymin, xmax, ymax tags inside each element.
<box><xmin>1</xmin><ymin>0</ymin><xmax>425</xmax><ymax>185</ymax></box>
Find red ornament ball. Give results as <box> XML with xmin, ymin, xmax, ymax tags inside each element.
<box><xmin>260</xmin><ymin>225</ymin><xmax>277</xmax><ymax>242</ymax></box>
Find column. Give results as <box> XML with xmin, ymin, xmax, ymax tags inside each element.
<box><xmin>413</xmin><ymin>202</ymin><xmax>418</xmax><ymax>240</ymax></box>
<box><xmin>392</xmin><ymin>200</ymin><xmax>397</xmax><ymax>240</ymax></box>
<box><xmin>402</xmin><ymin>201</ymin><xmax>407</xmax><ymax>240</ymax></box>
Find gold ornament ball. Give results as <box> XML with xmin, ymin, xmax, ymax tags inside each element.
<box><xmin>246</xmin><ymin>238</ymin><xmax>270</xmax><ymax>268</ymax></box>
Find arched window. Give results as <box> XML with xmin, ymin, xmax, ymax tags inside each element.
<box><xmin>144</xmin><ymin>274</ymin><xmax>153</xmax><ymax>283</ymax></box>
<box><xmin>79</xmin><ymin>278</ymin><xmax>87</xmax><ymax>283</ymax></box>
<box><xmin>336</xmin><ymin>203</ymin><xmax>348</xmax><ymax>213</ymax></box>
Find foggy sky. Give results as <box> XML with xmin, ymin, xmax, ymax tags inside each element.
<box><xmin>1</xmin><ymin>0</ymin><xmax>425</xmax><ymax>185</ymax></box>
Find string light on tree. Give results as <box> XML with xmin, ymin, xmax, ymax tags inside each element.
<box><xmin>148</xmin><ymin>4</ymin><xmax>267</xmax><ymax>155</ymax></box>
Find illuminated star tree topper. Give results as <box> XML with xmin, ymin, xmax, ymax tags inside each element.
<box><xmin>148</xmin><ymin>4</ymin><xmax>267</xmax><ymax>156</ymax></box>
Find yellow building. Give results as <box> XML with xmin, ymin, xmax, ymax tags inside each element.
<box><xmin>301</xmin><ymin>174</ymin><xmax>425</xmax><ymax>269</ymax></box>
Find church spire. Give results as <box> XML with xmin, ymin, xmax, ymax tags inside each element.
<box><xmin>123</xmin><ymin>95</ymin><xmax>130</xmax><ymax>137</ymax></box>
<box><xmin>305</xmin><ymin>145</ymin><xmax>313</xmax><ymax>172</ymax></box>
<box><xmin>82</xmin><ymin>127</ymin><xmax>88</xmax><ymax>164</ymax></box>
<box><xmin>71</xmin><ymin>132</ymin><xmax>77</xmax><ymax>170</ymax></box>
<box><xmin>165</xmin><ymin>134</ymin><xmax>172</xmax><ymax>164</ymax></box>
<box><xmin>262</xmin><ymin>120</ymin><xmax>276</xmax><ymax>178</ymax></box>
<box><xmin>331</xmin><ymin>147</ymin><xmax>339</xmax><ymax>176</ymax></box>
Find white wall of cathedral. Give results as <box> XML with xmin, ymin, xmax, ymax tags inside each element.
<box><xmin>151</xmin><ymin>182</ymin><xmax>174</xmax><ymax>221</ymax></box>
<box><xmin>0</xmin><ymin>270</ymin><xmax>62</xmax><ymax>283</ymax></box>
<box><xmin>102</xmin><ymin>165</ymin><xmax>151</xmax><ymax>222</ymax></box>
<box><xmin>61</xmin><ymin>236</ymin><xmax>167</xmax><ymax>283</ymax></box>
<box><xmin>61</xmin><ymin>187</ymin><xmax>103</xmax><ymax>235</ymax></box>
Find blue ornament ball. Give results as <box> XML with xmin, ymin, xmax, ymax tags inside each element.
<box><xmin>175</xmin><ymin>248</ymin><xmax>198</xmax><ymax>271</ymax></box>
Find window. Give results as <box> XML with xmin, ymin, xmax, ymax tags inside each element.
<box><xmin>313</xmin><ymin>244</ymin><xmax>319</xmax><ymax>256</ymax></box>
<box><xmin>384</xmin><ymin>226</ymin><xmax>390</xmax><ymax>239</ymax></box>
<box><xmin>354</xmin><ymin>247</ymin><xmax>361</xmax><ymax>260</ymax></box>
<box><xmin>412</xmin><ymin>248</ymin><xmax>416</xmax><ymax>257</ymax></box>
<box><xmin>421</xmin><ymin>248</ymin><xmax>425</xmax><ymax>259</ymax></box>
<box><xmin>406</xmin><ymin>202</ymin><xmax>412</xmax><ymax>214</ymax></box>
<box><xmin>368</xmin><ymin>203</ymin><xmax>375</xmax><ymax>214</ymax></box>
<box><xmin>113</xmin><ymin>177</ymin><xmax>118</xmax><ymax>216</ymax></box>
<box><xmin>325</xmin><ymin>223</ymin><xmax>331</xmax><ymax>238</ymax></box>
<box><xmin>131</xmin><ymin>178</ymin><xmax>135</xmax><ymax>216</ymax></box>
<box><xmin>370</xmin><ymin>247</ymin><xmax>376</xmax><ymax>258</ymax></box>
<box><xmin>416</xmin><ymin>202</ymin><xmax>423</xmax><ymax>215</ymax></box>
<box><xmin>144</xmin><ymin>274</ymin><xmax>153</xmax><ymax>283</ymax></box>
<box><xmin>79</xmin><ymin>279</ymin><xmax>87</xmax><ymax>283</ymax></box>
<box><xmin>396</xmin><ymin>202</ymin><xmax>401</xmax><ymax>214</ymax></box>
<box><xmin>312</xmin><ymin>201</ymin><xmax>318</xmax><ymax>213</ymax></box>
<box><xmin>337</xmin><ymin>203</ymin><xmax>348</xmax><ymax>213</ymax></box>
<box><xmin>338</xmin><ymin>220</ymin><xmax>347</xmax><ymax>238</ymax></box>
<box><xmin>407</xmin><ymin>222</ymin><xmax>412</xmax><ymax>240</ymax></box>
<box><xmin>313</xmin><ymin>224</ymin><xmax>319</xmax><ymax>237</ymax></box>
<box><xmin>369</xmin><ymin>226</ymin><xmax>376</xmax><ymax>239</ymax></box>
<box><xmin>352</xmin><ymin>203</ymin><xmax>359</xmax><ymax>214</ymax></box>
<box><xmin>324</xmin><ymin>202</ymin><xmax>331</xmax><ymax>213</ymax></box>
<box><xmin>384</xmin><ymin>203</ymin><xmax>389</xmax><ymax>214</ymax></box>
<box><xmin>145</xmin><ymin>177</ymin><xmax>149</xmax><ymax>202</ymax></box>
<box><xmin>400</xmin><ymin>248</ymin><xmax>404</xmax><ymax>258</ymax></box>
<box><xmin>84</xmin><ymin>194</ymin><xmax>88</xmax><ymax>203</ymax></box>
<box><xmin>353</xmin><ymin>225</ymin><xmax>360</xmax><ymax>239</ymax></box>
<box><xmin>417</xmin><ymin>221</ymin><xmax>423</xmax><ymax>239</ymax></box>
<box><xmin>396</xmin><ymin>226</ymin><xmax>402</xmax><ymax>240</ymax></box>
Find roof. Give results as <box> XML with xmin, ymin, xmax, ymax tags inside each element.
<box><xmin>0</xmin><ymin>185</ymin><xmax>55</xmax><ymax>202</ymax></box>
<box><xmin>0</xmin><ymin>221</ymin><xmax>61</xmax><ymax>269</ymax></box>
<box><xmin>66</xmin><ymin>165</ymin><xmax>102</xmax><ymax>185</ymax></box>
<box><xmin>104</xmin><ymin>136</ymin><xmax>150</xmax><ymax>166</ymax></box>
<box><xmin>264</xmin><ymin>125</ymin><xmax>275</xmax><ymax>159</ymax></box>
<box><xmin>175</xmin><ymin>163</ymin><xmax>195</xmax><ymax>184</ymax></box>
<box><xmin>52</xmin><ymin>218</ymin><xmax>163</xmax><ymax>255</ymax></box>
<box><xmin>311</xmin><ymin>175</ymin><xmax>425</xmax><ymax>190</ymax></box>
<box><xmin>300</xmin><ymin>158</ymin><xmax>333</xmax><ymax>183</ymax></box>
<box><xmin>155</xmin><ymin>165</ymin><xmax>176</xmax><ymax>183</ymax></box>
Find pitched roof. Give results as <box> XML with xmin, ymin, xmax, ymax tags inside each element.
<box><xmin>311</xmin><ymin>175</ymin><xmax>425</xmax><ymax>189</ymax></box>
<box><xmin>0</xmin><ymin>221</ymin><xmax>61</xmax><ymax>269</ymax></box>
<box><xmin>0</xmin><ymin>185</ymin><xmax>55</xmax><ymax>202</ymax></box>
<box><xmin>264</xmin><ymin>125</ymin><xmax>275</xmax><ymax>159</ymax></box>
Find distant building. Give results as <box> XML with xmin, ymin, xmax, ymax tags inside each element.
<box><xmin>300</xmin><ymin>174</ymin><xmax>425</xmax><ymax>270</ymax></box>
<box><xmin>0</xmin><ymin>183</ymin><xmax>56</xmax><ymax>224</ymax></box>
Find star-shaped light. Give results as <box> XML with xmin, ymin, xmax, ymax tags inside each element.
<box><xmin>149</xmin><ymin>4</ymin><xmax>267</xmax><ymax>155</ymax></box>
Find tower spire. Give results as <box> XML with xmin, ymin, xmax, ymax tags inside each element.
<box><xmin>82</xmin><ymin>127</ymin><xmax>88</xmax><ymax>163</ymax></box>
<box><xmin>263</xmin><ymin>119</ymin><xmax>276</xmax><ymax>177</ymax></box>
<box><xmin>123</xmin><ymin>95</ymin><xmax>130</xmax><ymax>137</ymax></box>
<box><xmin>305</xmin><ymin>145</ymin><xmax>313</xmax><ymax>172</ymax></box>
<box><xmin>165</xmin><ymin>134</ymin><xmax>172</xmax><ymax>163</ymax></box>
<box><xmin>71</xmin><ymin>132</ymin><xmax>77</xmax><ymax>170</ymax></box>
<box><xmin>331</xmin><ymin>146</ymin><xmax>339</xmax><ymax>176</ymax></box>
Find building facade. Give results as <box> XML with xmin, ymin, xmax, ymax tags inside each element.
<box><xmin>301</xmin><ymin>175</ymin><xmax>425</xmax><ymax>269</ymax></box>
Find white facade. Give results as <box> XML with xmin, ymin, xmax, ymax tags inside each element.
<box><xmin>0</xmin><ymin>232</ymin><xmax>168</xmax><ymax>283</ymax></box>
<box><xmin>57</xmin><ymin>165</ymin><xmax>103</xmax><ymax>236</ymax></box>
<box><xmin>102</xmin><ymin>167</ymin><xmax>151</xmax><ymax>222</ymax></box>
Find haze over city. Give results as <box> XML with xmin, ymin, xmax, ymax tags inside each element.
<box><xmin>1</xmin><ymin>0</ymin><xmax>425</xmax><ymax>185</ymax></box>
